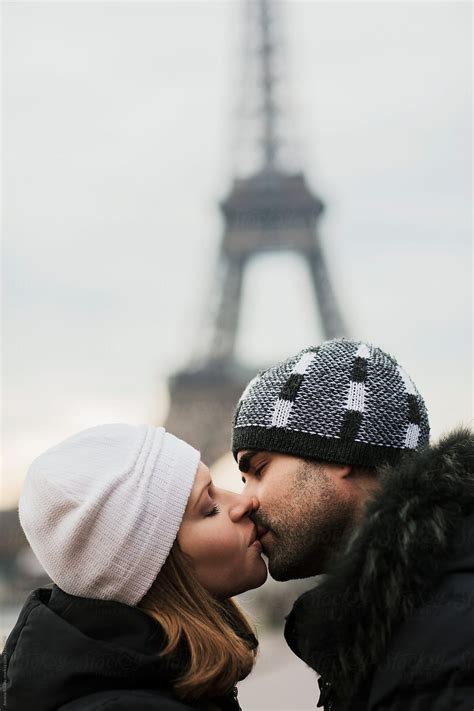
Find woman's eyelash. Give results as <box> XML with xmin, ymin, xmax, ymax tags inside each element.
<box><xmin>205</xmin><ymin>504</ymin><xmax>220</xmax><ymax>518</ymax></box>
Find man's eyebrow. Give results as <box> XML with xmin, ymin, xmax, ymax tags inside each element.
<box><xmin>238</xmin><ymin>450</ymin><xmax>259</xmax><ymax>473</ymax></box>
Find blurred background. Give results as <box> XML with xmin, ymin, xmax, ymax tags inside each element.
<box><xmin>2</xmin><ymin>1</ymin><xmax>472</xmax><ymax>708</ymax></box>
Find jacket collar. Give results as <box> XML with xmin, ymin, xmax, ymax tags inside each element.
<box><xmin>284</xmin><ymin>428</ymin><xmax>474</xmax><ymax>706</ymax></box>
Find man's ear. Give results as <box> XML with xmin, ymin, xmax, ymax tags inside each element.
<box><xmin>325</xmin><ymin>463</ymin><xmax>352</xmax><ymax>480</ymax></box>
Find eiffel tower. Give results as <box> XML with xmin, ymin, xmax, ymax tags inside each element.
<box><xmin>165</xmin><ymin>0</ymin><xmax>346</xmax><ymax>465</ymax></box>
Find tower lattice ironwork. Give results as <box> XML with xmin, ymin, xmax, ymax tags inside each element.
<box><xmin>166</xmin><ymin>0</ymin><xmax>347</xmax><ymax>465</ymax></box>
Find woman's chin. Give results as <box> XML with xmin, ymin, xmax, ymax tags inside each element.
<box><xmin>227</xmin><ymin>565</ymin><xmax>268</xmax><ymax>598</ymax></box>
<box><xmin>247</xmin><ymin>562</ymin><xmax>269</xmax><ymax>591</ymax></box>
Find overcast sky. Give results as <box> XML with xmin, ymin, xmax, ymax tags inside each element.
<box><xmin>3</xmin><ymin>1</ymin><xmax>472</xmax><ymax>508</ymax></box>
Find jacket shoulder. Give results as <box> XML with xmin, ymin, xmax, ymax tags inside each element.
<box><xmin>368</xmin><ymin>514</ymin><xmax>474</xmax><ymax>709</ymax></box>
<box><xmin>59</xmin><ymin>688</ymin><xmax>198</xmax><ymax>711</ymax></box>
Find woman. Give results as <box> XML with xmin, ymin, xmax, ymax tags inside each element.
<box><xmin>2</xmin><ymin>423</ymin><xmax>268</xmax><ymax>711</ymax></box>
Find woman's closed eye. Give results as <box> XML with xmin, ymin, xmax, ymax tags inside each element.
<box><xmin>204</xmin><ymin>504</ymin><xmax>220</xmax><ymax>517</ymax></box>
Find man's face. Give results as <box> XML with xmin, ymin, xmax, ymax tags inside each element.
<box><xmin>237</xmin><ymin>450</ymin><xmax>357</xmax><ymax>580</ymax></box>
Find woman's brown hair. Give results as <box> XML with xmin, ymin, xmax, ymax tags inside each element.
<box><xmin>137</xmin><ymin>542</ymin><xmax>258</xmax><ymax>700</ymax></box>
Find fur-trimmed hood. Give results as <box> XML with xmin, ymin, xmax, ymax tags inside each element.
<box><xmin>284</xmin><ymin>428</ymin><xmax>474</xmax><ymax>709</ymax></box>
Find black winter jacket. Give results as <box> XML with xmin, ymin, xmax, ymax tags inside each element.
<box><xmin>1</xmin><ymin>585</ymin><xmax>244</xmax><ymax>711</ymax></box>
<box><xmin>285</xmin><ymin>429</ymin><xmax>474</xmax><ymax>711</ymax></box>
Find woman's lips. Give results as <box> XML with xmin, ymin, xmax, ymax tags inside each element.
<box><xmin>248</xmin><ymin>525</ymin><xmax>258</xmax><ymax>546</ymax></box>
<box><xmin>252</xmin><ymin>526</ymin><xmax>270</xmax><ymax>552</ymax></box>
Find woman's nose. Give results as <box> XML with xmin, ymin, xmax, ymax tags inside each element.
<box><xmin>229</xmin><ymin>494</ymin><xmax>259</xmax><ymax>522</ymax></box>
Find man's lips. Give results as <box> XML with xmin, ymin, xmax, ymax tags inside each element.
<box><xmin>248</xmin><ymin>524</ymin><xmax>270</xmax><ymax>547</ymax></box>
<box><xmin>256</xmin><ymin>523</ymin><xmax>270</xmax><ymax>540</ymax></box>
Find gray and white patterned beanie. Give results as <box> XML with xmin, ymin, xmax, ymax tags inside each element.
<box><xmin>232</xmin><ymin>339</ymin><xmax>429</xmax><ymax>467</ymax></box>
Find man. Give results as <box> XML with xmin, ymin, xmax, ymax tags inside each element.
<box><xmin>232</xmin><ymin>339</ymin><xmax>474</xmax><ymax>711</ymax></box>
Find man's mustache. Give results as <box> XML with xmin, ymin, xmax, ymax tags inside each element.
<box><xmin>250</xmin><ymin>511</ymin><xmax>274</xmax><ymax>534</ymax></box>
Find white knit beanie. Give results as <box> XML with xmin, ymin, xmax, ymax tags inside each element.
<box><xmin>18</xmin><ymin>423</ymin><xmax>200</xmax><ymax>606</ymax></box>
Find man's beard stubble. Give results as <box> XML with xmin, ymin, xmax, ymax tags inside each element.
<box><xmin>257</xmin><ymin>462</ymin><xmax>356</xmax><ymax>581</ymax></box>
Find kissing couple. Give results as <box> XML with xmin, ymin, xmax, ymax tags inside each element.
<box><xmin>3</xmin><ymin>339</ymin><xmax>473</xmax><ymax>711</ymax></box>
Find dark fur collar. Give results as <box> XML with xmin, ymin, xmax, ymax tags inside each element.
<box><xmin>284</xmin><ymin>428</ymin><xmax>474</xmax><ymax>706</ymax></box>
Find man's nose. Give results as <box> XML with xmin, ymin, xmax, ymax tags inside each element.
<box><xmin>229</xmin><ymin>494</ymin><xmax>259</xmax><ymax>522</ymax></box>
